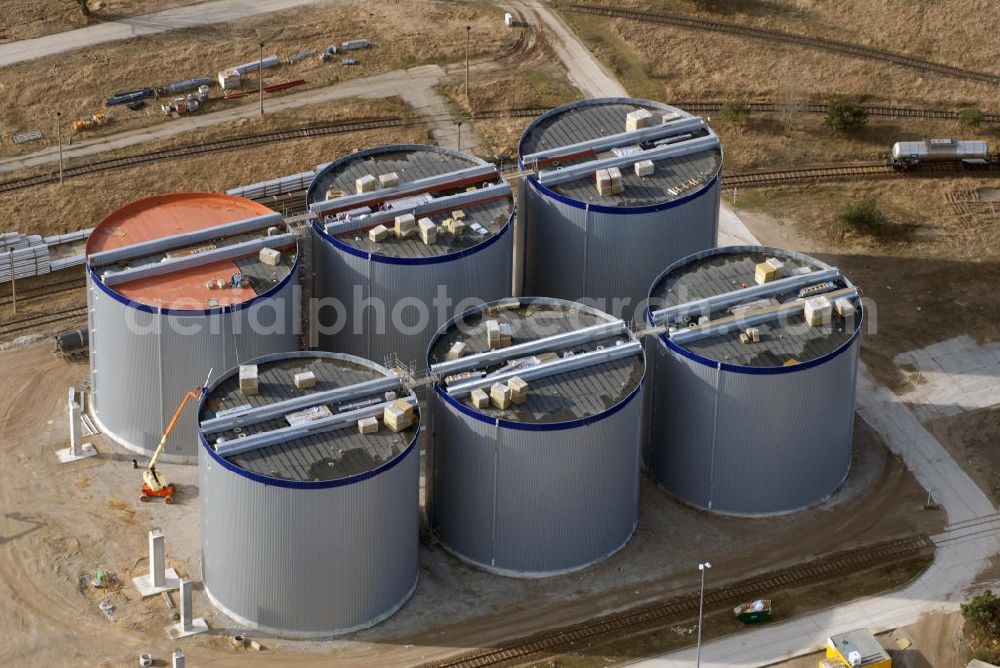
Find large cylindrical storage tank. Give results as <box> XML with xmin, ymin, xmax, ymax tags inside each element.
<box><xmin>198</xmin><ymin>351</ymin><xmax>419</xmax><ymax>637</ymax></box>
<box><xmin>646</xmin><ymin>246</ymin><xmax>864</xmax><ymax>515</ymax></box>
<box><xmin>308</xmin><ymin>144</ymin><xmax>513</xmax><ymax>368</ymax></box>
<box><xmin>518</xmin><ymin>98</ymin><xmax>723</xmax><ymax>311</ymax></box>
<box><xmin>426</xmin><ymin>297</ymin><xmax>645</xmax><ymax>577</ymax></box>
<box><xmin>85</xmin><ymin>193</ymin><xmax>299</xmax><ymax>462</ymax></box>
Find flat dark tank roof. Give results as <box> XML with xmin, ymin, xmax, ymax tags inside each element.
<box><xmin>519</xmin><ymin>99</ymin><xmax>722</xmax><ymax>207</ymax></box>
<box><xmin>199</xmin><ymin>355</ymin><xmax>416</xmax><ymax>482</ymax></box>
<box><xmin>310</xmin><ymin>147</ymin><xmax>512</xmax><ymax>259</ymax></box>
<box><xmin>429</xmin><ymin>301</ymin><xmax>644</xmax><ymax>423</ymax></box>
<box><xmin>651</xmin><ymin>249</ymin><xmax>860</xmax><ymax>367</ymax></box>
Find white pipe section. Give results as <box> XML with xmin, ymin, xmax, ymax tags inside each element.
<box><xmin>323</xmin><ymin>182</ymin><xmax>512</xmax><ymax>235</ymax></box>
<box><xmin>213</xmin><ymin>396</ymin><xmax>418</xmax><ymax>458</ymax></box>
<box><xmin>431</xmin><ymin>320</ymin><xmax>627</xmax><ymax>377</ymax></box>
<box><xmin>521</xmin><ymin>115</ymin><xmax>707</xmax><ymax>163</ymax></box>
<box><xmin>310</xmin><ymin>164</ymin><xmax>498</xmax><ymax>216</ymax></box>
<box><xmin>88</xmin><ymin>213</ymin><xmax>282</xmax><ymax>267</ymax></box>
<box><xmin>445</xmin><ymin>340</ymin><xmax>642</xmax><ymax>398</ymax></box>
<box><xmin>200</xmin><ymin>374</ymin><xmax>402</xmax><ymax>434</ymax></box>
<box><xmin>670</xmin><ymin>287</ymin><xmax>860</xmax><ymax>344</ymax></box>
<box><xmin>538</xmin><ymin>134</ymin><xmax>720</xmax><ymax>188</ymax></box>
<box><xmin>100</xmin><ymin>233</ymin><xmax>295</xmax><ymax>286</ymax></box>
<box><xmin>651</xmin><ymin>268</ymin><xmax>843</xmax><ymax>324</ymax></box>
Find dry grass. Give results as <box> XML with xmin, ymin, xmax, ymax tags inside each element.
<box><xmin>439</xmin><ymin>66</ymin><xmax>582</xmax><ymax>158</ymax></box>
<box><xmin>557</xmin><ymin>0</ymin><xmax>1000</xmax><ymax>109</ymax></box>
<box><xmin>0</xmin><ymin>96</ymin><xmax>429</xmax><ymax>238</ymax></box>
<box><xmin>0</xmin><ymin>0</ymin><xmax>515</xmax><ymax>155</ymax></box>
<box><xmin>2</xmin><ymin>1</ymin><xmax>198</xmax><ymax>40</ymax></box>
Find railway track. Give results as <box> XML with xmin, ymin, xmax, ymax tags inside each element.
<box><xmin>568</xmin><ymin>4</ymin><xmax>1000</xmax><ymax>86</ymax></box>
<box><xmin>720</xmin><ymin>160</ymin><xmax>1000</xmax><ymax>189</ymax></box>
<box><xmin>675</xmin><ymin>101</ymin><xmax>1000</xmax><ymax>124</ymax></box>
<box><xmin>427</xmin><ymin>534</ymin><xmax>933</xmax><ymax>668</ymax></box>
<box><xmin>0</xmin><ymin>108</ymin><xmax>551</xmax><ymax>196</ymax></box>
<box><xmin>0</xmin><ymin>305</ymin><xmax>87</xmax><ymax>339</ymax></box>
<box><xmin>0</xmin><ymin>277</ymin><xmax>85</xmax><ymax>309</ymax></box>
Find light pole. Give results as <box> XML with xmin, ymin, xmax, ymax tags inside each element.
<box><xmin>456</xmin><ymin>121</ymin><xmax>462</xmax><ymax>152</ymax></box>
<box><xmin>465</xmin><ymin>25</ymin><xmax>471</xmax><ymax>99</ymax></box>
<box><xmin>55</xmin><ymin>111</ymin><xmax>64</xmax><ymax>185</ymax></box>
<box><xmin>696</xmin><ymin>562</ymin><xmax>711</xmax><ymax>668</ymax></box>
<box><xmin>258</xmin><ymin>40</ymin><xmax>265</xmax><ymax>116</ymax></box>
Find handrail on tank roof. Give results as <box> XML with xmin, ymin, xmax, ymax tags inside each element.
<box><xmin>538</xmin><ymin>133</ymin><xmax>720</xmax><ymax>188</ymax></box>
<box><xmin>310</xmin><ymin>164</ymin><xmax>498</xmax><ymax>217</ymax></box>
<box><xmin>211</xmin><ymin>396</ymin><xmax>418</xmax><ymax>458</ymax></box>
<box><xmin>430</xmin><ymin>319</ymin><xmax>627</xmax><ymax>377</ymax></box>
<box><xmin>100</xmin><ymin>233</ymin><xmax>296</xmax><ymax>286</ymax></box>
<box><xmin>324</xmin><ymin>182</ymin><xmax>512</xmax><ymax>236</ymax></box>
<box><xmin>445</xmin><ymin>340</ymin><xmax>642</xmax><ymax>398</ymax></box>
<box><xmin>669</xmin><ymin>287</ymin><xmax>860</xmax><ymax>345</ymax></box>
<box><xmin>88</xmin><ymin>212</ymin><xmax>283</xmax><ymax>267</ymax></box>
<box><xmin>521</xmin><ymin>115</ymin><xmax>706</xmax><ymax>164</ymax></box>
<box><xmin>200</xmin><ymin>373</ymin><xmax>403</xmax><ymax>434</ymax></box>
<box><xmin>651</xmin><ymin>268</ymin><xmax>843</xmax><ymax>325</ymax></box>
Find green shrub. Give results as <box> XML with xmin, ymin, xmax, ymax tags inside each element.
<box><xmin>963</xmin><ymin>590</ymin><xmax>1000</xmax><ymax>663</ymax></box>
<box><xmin>718</xmin><ymin>101</ymin><xmax>752</xmax><ymax>126</ymax></box>
<box><xmin>836</xmin><ymin>198</ymin><xmax>888</xmax><ymax>233</ymax></box>
<box><xmin>959</xmin><ymin>106</ymin><xmax>985</xmax><ymax>128</ymax></box>
<box><xmin>824</xmin><ymin>97</ymin><xmax>868</xmax><ymax>133</ymax></box>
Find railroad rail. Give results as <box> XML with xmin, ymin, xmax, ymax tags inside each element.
<box><xmin>675</xmin><ymin>101</ymin><xmax>1000</xmax><ymax>124</ymax></box>
<box><xmin>0</xmin><ymin>305</ymin><xmax>88</xmax><ymax>339</ymax></box>
<box><xmin>721</xmin><ymin>160</ymin><xmax>999</xmax><ymax>189</ymax></box>
<box><xmin>568</xmin><ymin>4</ymin><xmax>1000</xmax><ymax>86</ymax></box>
<box><xmin>0</xmin><ymin>277</ymin><xmax>84</xmax><ymax>310</ymax></box>
<box><xmin>0</xmin><ymin>108</ymin><xmax>551</xmax><ymax>195</ymax></box>
<box><xmin>427</xmin><ymin>534</ymin><xmax>933</xmax><ymax>668</ymax></box>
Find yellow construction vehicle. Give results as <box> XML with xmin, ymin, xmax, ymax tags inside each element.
<box><xmin>140</xmin><ymin>369</ymin><xmax>212</xmax><ymax>504</ymax></box>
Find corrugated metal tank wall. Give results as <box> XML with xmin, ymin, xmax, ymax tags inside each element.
<box><xmin>522</xmin><ymin>176</ymin><xmax>720</xmax><ymax>308</ymax></box>
<box><xmin>647</xmin><ymin>334</ymin><xmax>861</xmax><ymax>516</ymax></box>
<box><xmin>310</xmin><ymin>225</ymin><xmax>512</xmax><ymax>368</ymax></box>
<box><xmin>87</xmin><ymin>266</ymin><xmax>299</xmax><ymax>462</ymax></box>
<box><xmin>429</xmin><ymin>387</ymin><xmax>643</xmax><ymax>576</ymax></box>
<box><xmin>200</xmin><ymin>440</ymin><xmax>419</xmax><ymax>637</ymax></box>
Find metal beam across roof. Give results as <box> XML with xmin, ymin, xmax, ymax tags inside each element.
<box><xmin>88</xmin><ymin>212</ymin><xmax>283</xmax><ymax>267</ymax></box>
<box><xmin>200</xmin><ymin>374</ymin><xmax>403</xmax><ymax>434</ymax></box>
<box><xmin>430</xmin><ymin>319</ymin><xmax>627</xmax><ymax>377</ymax></box>
<box><xmin>445</xmin><ymin>340</ymin><xmax>642</xmax><ymax>398</ymax></box>
<box><xmin>522</xmin><ymin>115</ymin><xmax>707</xmax><ymax>164</ymax></box>
<box><xmin>212</xmin><ymin>396</ymin><xmax>418</xmax><ymax>458</ymax></box>
<box><xmin>100</xmin><ymin>233</ymin><xmax>295</xmax><ymax>286</ymax></box>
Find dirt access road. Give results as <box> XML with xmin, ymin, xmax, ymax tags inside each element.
<box><xmin>0</xmin><ymin>0</ymin><xmax>328</xmax><ymax>67</ymax></box>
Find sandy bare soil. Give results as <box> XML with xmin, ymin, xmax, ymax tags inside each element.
<box><xmin>0</xmin><ymin>341</ymin><xmax>942</xmax><ymax>667</ymax></box>
<box><xmin>0</xmin><ymin>0</ymin><xmax>516</xmax><ymax>156</ymax></box>
<box><xmin>927</xmin><ymin>407</ymin><xmax>1000</xmax><ymax>507</ymax></box>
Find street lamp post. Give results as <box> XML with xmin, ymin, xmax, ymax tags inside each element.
<box><xmin>465</xmin><ymin>25</ymin><xmax>471</xmax><ymax>98</ymax></box>
<box><xmin>696</xmin><ymin>562</ymin><xmax>712</xmax><ymax>668</ymax></box>
<box><xmin>258</xmin><ymin>40</ymin><xmax>265</xmax><ymax>116</ymax></box>
<box><xmin>457</xmin><ymin>121</ymin><xmax>462</xmax><ymax>152</ymax></box>
<box><xmin>55</xmin><ymin>111</ymin><xmax>64</xmax><ymax>185</ymax></box>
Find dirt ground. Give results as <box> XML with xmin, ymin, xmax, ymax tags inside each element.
<box><xmin>0</xmin><ymin>96</ymin><xmax>428</xmax><ymax>240</ymax></box>
<box><xmin>0</xmin><ymin>0</ymin><xmax>516</xmax><ymax>156</ymax></box>
<box><xmin>927</xmin><ymin>407</ymin><xmax>1000</xmax><ymax>507</ymax></box>
<box><xmin>556</xmin><ymin>0</ymin><xmax>1000</xmax><ymax>108</ymax></box>
<box><xmin>1</xmin><ymin>0</ymin><xmax>198</xmax><ymax>40</ymax></box>
<box><xmin>0</xmin><ymin>341</ymin><xmax>942</xmax><ymax>666</ymax></box>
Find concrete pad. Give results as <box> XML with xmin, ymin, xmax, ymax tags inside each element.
<box><xmin>166</xmin><ymin>617</ymin><xmax>208</xmax><ymax>639</ymax></box>
<box><xmin>56</xmin><ymin>443</ymin><xmax>96</xmax><ymax>463</ymax></box>
<box><xmin>133</xmin><ymin>568</ymin><xmax>180</xmax><ymax>597</ymax></box>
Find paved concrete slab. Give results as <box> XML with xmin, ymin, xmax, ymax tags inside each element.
<box><xmin>893</xmin><ymin>335</ymin><xmax>1000</xmax><ymax>421</ymax></box>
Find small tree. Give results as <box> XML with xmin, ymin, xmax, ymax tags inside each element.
<box><xmin>959</xmin><ymin>106</ymin><xmax>985</xmax><ymax>128</ymax></box>
<box><xmin>824</xmin><ymin>97</ymin><xmax>868</xmax><ymax>134</ymax></box>
<box><xmin>963</xmin><ymin>590</ymin><xmax>1000</xmax><ymax>639</ymax></box>
<box><xmin>718</xmin><ymin>101</ymin><xmax>752</xmax><ymax>126</ymax></box>
<box><xmin>837</xmin><ymin>198</ymin><xmax>888</xmax><ymax>233</ymax></box>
